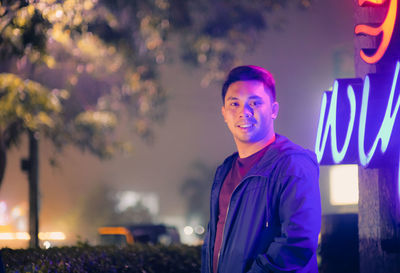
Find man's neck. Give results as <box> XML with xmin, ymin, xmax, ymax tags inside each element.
<box><xmin>237</xmin><ymin>134</ymin><xmax>276</xmax><ymax>158</ymax></box>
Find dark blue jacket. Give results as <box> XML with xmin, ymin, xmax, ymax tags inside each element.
<box><xmin>201</xmin><ymin>134</ymin><xmax>321</xmax><ymax>273</ymax></box>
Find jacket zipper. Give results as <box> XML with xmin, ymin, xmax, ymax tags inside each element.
<box><xmin>215</xmin><ymin>174</ymin><xmax>259</xmax><ymax>272</ymax></box>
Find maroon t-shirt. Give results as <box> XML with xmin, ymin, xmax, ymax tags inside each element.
<box><xmin>213</xmin><ymin>145</ymin><xmax>270</xmax><ymax>273</ymax></box>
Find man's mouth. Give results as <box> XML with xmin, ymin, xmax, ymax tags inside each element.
<box><xmin>237</xmin><ymin>124</ymin><xmax>254</xmax><ymax>128</ymax></box>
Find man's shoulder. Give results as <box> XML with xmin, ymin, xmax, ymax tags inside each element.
<box><xmin>259</xmin><ymin>134</ymin><xmax>318</xmax><ymax>175</ymax></box>
<box><xmin>272</xmin><ymin>134</ymin><xmax>305</xmax><ymax>151</ymax></box>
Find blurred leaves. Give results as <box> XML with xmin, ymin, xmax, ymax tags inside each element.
<box><xmin>0</xmin><ymin>0</ymin><xmax>171</xmax><ymax>162</ymax></box>
<box><xmin>0</xmin><ymin>73</ymin><xmax>66</xmax><ymax>141</ymax></box>
<box><xmin>0</xmin><ymin>0</ymin><xmax>311</xmax><ymax>184</ymax></box>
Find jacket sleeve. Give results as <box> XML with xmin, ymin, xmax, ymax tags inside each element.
<box><xmin>248</xmin><ymin>155</ymin><xmax>321</xmax><ymax>273</ymax></box>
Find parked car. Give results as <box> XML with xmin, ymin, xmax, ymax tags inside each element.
<box><xmin>98</xmin><ymin>224</ymin><xmax>180</xmax><ymax>246</ymax></box>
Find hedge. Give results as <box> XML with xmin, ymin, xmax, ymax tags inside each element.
<box><xmin>1</xmin><ymin>244</ymin><xmax>201</xmax><ymax>273</ymax></box>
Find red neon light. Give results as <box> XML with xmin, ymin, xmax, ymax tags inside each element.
<box><xmin>359</xmin><ymin>0</ymin><xmax>385</xmax><ymax>5</ymax></box>
<box><xmin>355</xmin><ymin>0</ymin><xmax>397</xmax><ymax>64</ymax></box>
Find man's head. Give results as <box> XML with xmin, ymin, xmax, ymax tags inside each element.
<box><xmin>221</xmin><ymin>65</ymin><xmax>276</xmax><ymax>104</ymax></box>
<box><xmin>221</xmin><ymin>65</ymin><xmax>279</xmax><ymax>157</ymax></box>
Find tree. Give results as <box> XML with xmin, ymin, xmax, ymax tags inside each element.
<box><xmin>0</xmin><ymin>0</ymin><xmax>312</xmax><ymax>188</ymax></box>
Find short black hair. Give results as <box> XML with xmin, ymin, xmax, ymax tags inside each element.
<box><xmin>221</xmin><ymin>65</ymin><xmax>276</xmax><ymax>104</ymax></box>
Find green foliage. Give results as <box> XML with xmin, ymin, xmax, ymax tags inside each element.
<box><xmin>0</xmin><ymin>73</ymin><xmax>67</xmax><ymax>151</ymax></box>
<box><xmin>2</xmin><ymin>244</ymin><xmax>201</xmax><ymax>273</ymax></box>
<box><xmin>0</xmin><ymin>0</ymin><xmax>312</xmax><ymax>183</ymax></box>
<box><xmin>0</xmin><ymin>73</ymin><xmax>64</xmax><ymax>128</ymax></box>
<box><xmin>0</xmin><ymin>1</ymin><xmax>50</xmax><ymax>61</ymax></box>
<box><xmin>0</xmin><ymin>0</ymin><xmax>170</xmax><ymax>160</ymax></box>
<box><xmin>74</xmin><ymin>110</ymin><xmax>118</xmax><ymax>158</ymax></box>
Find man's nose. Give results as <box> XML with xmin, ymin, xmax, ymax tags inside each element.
<box><xmin>240</xmin><ymin>103</ymin><xmax>254</xmax><ymax>118</ymax></box>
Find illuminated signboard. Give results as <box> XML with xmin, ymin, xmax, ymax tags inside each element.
<box><xmin>355</xmin><ymin>0</ymin><xmax>398</xmax><ymax>64</ymax></box>
<box><xmin>315</xmin><ymin>61</ymin><xmax>400</xmax><ymax>167</ymax></box>
<box><xmin>318</xmin><ymin>0</ymin><xmax>400</xmax><ymax>167</ymax></box>
<box><xmin>316</xmin><ymin>0</ymin><xmax>400</xmax><ymax>206</ymax></box>
<box><xmin>316</xmin><ymin>1</ymin><xmax>400</xmax><ymax>261</ymax></box>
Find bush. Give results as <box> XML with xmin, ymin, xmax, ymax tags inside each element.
<box><xmin>1</xmin><ymin>244</ymin><xmax>201</xmax><ymax>273</ymax></box>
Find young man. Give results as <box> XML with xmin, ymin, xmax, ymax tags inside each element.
<box><xmin>201</xmin><ymin>66</ymin><xmax>321</xmax><ymax>273</ymax></box>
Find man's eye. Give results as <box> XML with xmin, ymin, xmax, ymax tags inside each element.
<box><xmin>230</xmin><ymin>102</ymin><xmax>239</xmax><ymax>107</ymax></box>
<box><xmin>251</xmin><ymin>101</ymin><xmax>263</xmax><ymax>106</ymax></box>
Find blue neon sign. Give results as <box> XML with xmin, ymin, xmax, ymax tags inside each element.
<box><xmin>358</xmin><ymin>64</ymin><xmax>400</xmax><ymax>166</ymax></box>
<box><xmin>315</xmin><ymin>79</ymin><xmax>362</xmax><ymax>164</ymax></box>
<box><xmin>315</xmin><ymin>60</ymin><xmax>400</xmax><ymax>167</ymax></box>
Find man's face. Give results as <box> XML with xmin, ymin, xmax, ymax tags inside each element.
<box><xmin>221</xmin><ymin>80</ymin><xmax>279</xmax><ymax>147</ymax></box>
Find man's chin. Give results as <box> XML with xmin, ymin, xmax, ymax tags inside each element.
<box><xmin>236</xmin><ymin>136</ymin><xmax>258</xmax><ymax>144</ymax></box>
<box><xmin>235</xmin><ymin>134</ymin><xmax>271</xmax><ymax>145</ymax></box>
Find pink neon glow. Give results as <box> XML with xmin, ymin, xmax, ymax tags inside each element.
<box><xmin>359</xmin><ymin>0</ymin><xmax>386</xmax><ymax>5</ymax></box>
<box><xmin>355</xmin><ymin>0</ymin><xmax>397</xmax><ymax>64</ymax></box>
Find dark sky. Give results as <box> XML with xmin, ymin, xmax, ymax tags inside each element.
<box><xmin>0</xmin><ymin>0</ymin><xmax>355</xmax><ymax>242</ymax></box>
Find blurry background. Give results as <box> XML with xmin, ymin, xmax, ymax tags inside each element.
<box><xmin>0</xmin><ymin>0</ymin><xmax>358</xmax><ymax>247</ymax></box>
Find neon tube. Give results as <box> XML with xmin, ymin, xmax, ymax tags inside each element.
<box><xmin>358</xmin><ymin>61</ymin><xmax>400</xmax><ymax>166</ymax></box>
<box><xmin>315</xmin><ymin>81</ymin><xmax>357</xmax><ymax>164</ymax></box>
<box><xmin>355</xmin><ymin>0</ymin><xmax>397</xmax><ymax>64</ymax></box>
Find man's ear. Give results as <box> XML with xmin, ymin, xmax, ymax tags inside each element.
<box><xmin>271</xmin><ymin>102</ymin><xmax>279</xmax><ymax>120</ymax></box>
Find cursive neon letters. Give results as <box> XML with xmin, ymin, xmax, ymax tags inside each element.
<box><xmin>315</xmin><ymin>80</ymin><xmax>360</xmax><ymax>164</ymax></box>
<box><xmin>358</xmin><ymin>61</ymin><xmax>400</xmax><ymax>165</ymax></box>
<box><xmin>315</xmin><ymin>60</ymin><xmax>400</xmax><ymax>167</ymax></box>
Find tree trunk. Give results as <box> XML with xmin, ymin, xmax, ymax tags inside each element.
<box><xmin>0</xmin><ymin>132</ymin><xmax>7</xmax><ymax>189</ymax></box>
<box><xmin>28</xmin><ymin>130</ymin><xmax>39</xmax><ymax>248</ymax></box>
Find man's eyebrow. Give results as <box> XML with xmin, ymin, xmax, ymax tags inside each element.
<box><xmin>226</xmin><ymin>95</ymin><xmax>264</xmax><ymax>101</ymax></box>
<box><xmin>226</xmin><ymin>96</ymin><xmax>238</xmax><ymax>101</ymax></box>
<box><xmin>248</xmin><ymin>95</ymin><xmax>263</xmax><ymax>100</ymax></box>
